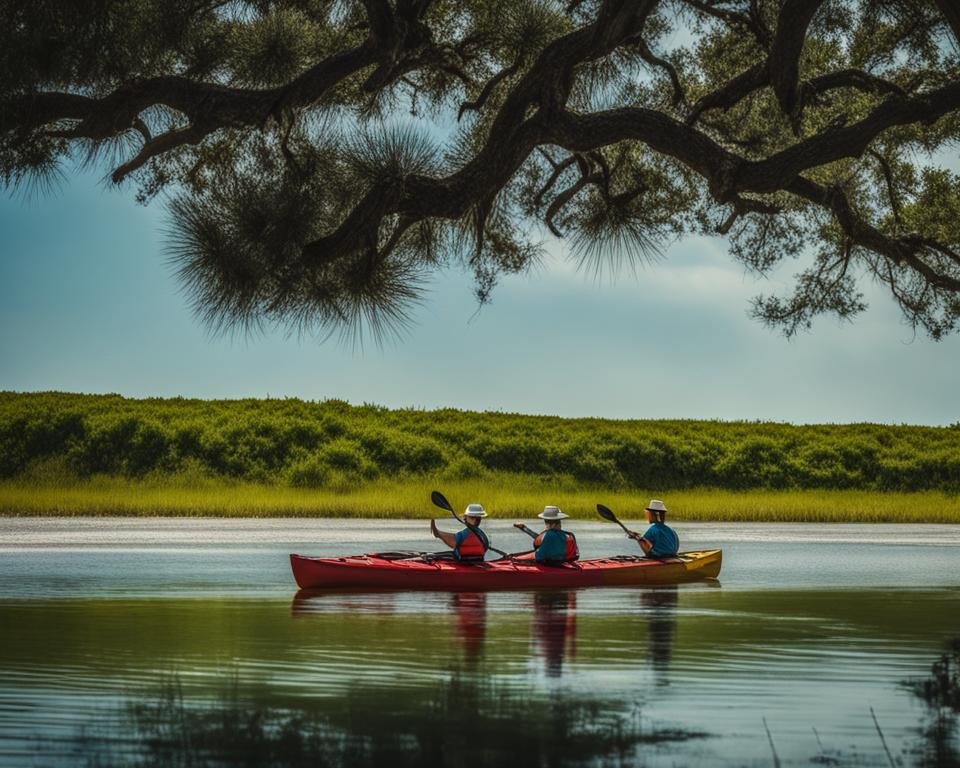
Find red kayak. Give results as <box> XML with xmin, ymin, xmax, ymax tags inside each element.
<box><xmin>290</xmin><ymin>550</ymin><xmax>722</xmax><ymax>590</ymax></box>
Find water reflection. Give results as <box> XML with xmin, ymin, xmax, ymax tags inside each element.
<box><xmin>641</xmin><ymin>587</ymin><xmax>678</xmax><ymax>685</ymax></box>
<box><xmin>909</xmin><ymin>638</ymin><xmax>960</xmax><ymax>767</ymax></box>
<box><xmin>532</xmin><ymin>591</ymin><xmax>578</xmax><ymax>677</ymax></box>
<box><xmin>452</xmin><ymin>592</ymin><xmax>487</xmax><ymax>663</ymax></box>
<box><xmin>77</xmin><ymin>670</ymin><xmax>705</xmax><ymax>768</ymax></box>
<box><xmin>3</xmin><ymin>589</ymin><xmax>958</xmax><ymax>767</ymax></box>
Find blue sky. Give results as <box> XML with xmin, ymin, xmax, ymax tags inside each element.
<box><xmin>1</xmin><ymin>168</ymin><xmax>958</xmax><ymax>425</ymax></box>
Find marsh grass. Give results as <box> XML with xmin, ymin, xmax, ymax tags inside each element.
<box><xmin>0</xmin><ymin>471</ymin><xmax>956</xmax><ymax>521</ymax></box>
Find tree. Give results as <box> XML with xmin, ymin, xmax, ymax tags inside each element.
<box><xmin>2</xmin><ymin>0</ymin><xmax>960</xmax><ymax>340</ymax></box>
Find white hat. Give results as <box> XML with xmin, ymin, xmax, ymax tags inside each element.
<box><xmin>538</xmin><ymin>505</ymin><xmax>568</xmax><ymax>520</ymax></box>
<box><xmin>464</xmin><ymin>503</ymin><xmax>487</xmax><ymax>518</ymax></box>
<box><xmin>645</xmin><ymin>499</ymin><xmax>667</xmax><ymax>515</ymax></box>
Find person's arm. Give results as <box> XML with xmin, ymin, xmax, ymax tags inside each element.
<box><xmin>627</xmin><ymin>529</ymin><xmax>653</xmax><ymax>555</ymax></box>
<box><xmin>431</xmin><ymin>519</ymin><xmax>457</xmax><ymax>548</ymax></box>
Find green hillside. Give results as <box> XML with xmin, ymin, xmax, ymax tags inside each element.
<box><xmin>2</xmin><ymin>391</ymin><xmax>958</xmax><ymax>493</ymax></box>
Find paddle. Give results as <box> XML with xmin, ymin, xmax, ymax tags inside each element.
<box><xmin>495</xmin><ymin>549</ymin><xmax>535</xmax><ymax>561</ymax></box>
<box><xmin>596</xmin><ymin>503</ymin><xmax>634</xmax><ymax>537</ymax></box>
<box><xmin>431</xmin><ymin>490</ymin><xmax>509</xmax><ymax>557</ymax></box>
<box><xmin>513</xmin><ymin>522</ymin><xmax>538</xmax><ymax>539</ymax></box>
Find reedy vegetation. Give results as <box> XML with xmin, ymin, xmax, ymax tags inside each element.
<box><xmin>2</xmin><ymin>1</ymin><xmax>960</xmax><ymax>341</ymax></box>
<box><xmin>2</xmin><ymin>392</ymin><xmax>958</xmax><ymax>496</ymax></box>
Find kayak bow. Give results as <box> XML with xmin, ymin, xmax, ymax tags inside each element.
<box><xmin>289</xmin><ymin>550</ymin><xmax>722</xmax><ymax>590</ymax></box>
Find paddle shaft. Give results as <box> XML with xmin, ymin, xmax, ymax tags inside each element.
<box><xmin>605</xmin><ymin>511</ymin><xmax>633</xmax><ymax>536</ymax></box>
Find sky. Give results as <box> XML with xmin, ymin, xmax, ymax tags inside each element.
<box><xmin>1</xmin><ymin>167</ymin><xmax>959</xmax><ymax>425</ymax></box>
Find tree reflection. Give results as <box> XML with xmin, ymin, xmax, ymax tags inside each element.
<box><xmin>910</xmin><ymin>637</ymin><xmax>960</xmax><ymax>768</ymax></box>
<box><xmin>79</xmin><ymin>669</ymin><xmax>707</xmax><ymax>768</ymax></box>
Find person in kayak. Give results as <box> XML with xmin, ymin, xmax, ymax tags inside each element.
<box><xmin>627</xmin><ymin>499</ymin><xmax>679</xmax><ymax>558</ymax></box>
<box><xmin>531</xmin><ymin>506</ymin><xmax>579</xmax><ymax>563</ymax></box>
<box><xmin>431</xmin><ymin>504</ymin><xmax>490</xmax><ymax>561</ymax></box>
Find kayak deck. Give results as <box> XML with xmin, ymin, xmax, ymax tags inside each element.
<box><xmin>290</xmin><ymin>550</ymin><xmax>722</xmax><ymax>590</ymax></box>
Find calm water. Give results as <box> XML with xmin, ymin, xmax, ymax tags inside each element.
<box><xmin>1</xmin><ymin>518</ymin><xmax>958</xmax><ymax>767</ymax></box>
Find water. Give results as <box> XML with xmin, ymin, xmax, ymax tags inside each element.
<box><xmin>1</xmin><ymin>519</ymin><xmax>958</xmax><ymax>767</ymax></box>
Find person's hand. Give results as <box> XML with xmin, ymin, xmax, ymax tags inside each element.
<box><xmin>627</xmin><ymin>530</ymin><xmax>640</xmax><ymax>540</ymax></box>
<box><xmin>513</xmin><ymin>522</ymin><xmax>525</xmax><ymax>529</ymax></box>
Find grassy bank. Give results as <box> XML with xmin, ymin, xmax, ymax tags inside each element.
<box><xmin>1</xmin><ymin>474</ymin><xmax>957</xmax><ymax>522</ymax></box>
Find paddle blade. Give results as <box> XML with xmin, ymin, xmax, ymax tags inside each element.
<box><xmin>431</xmin><ymin>490</ymin><xmax>454</xmax><ymax>513</ymax></box>
<box><xmin>596</xmin><ymin>503</ymin><xmax>618</xmax><ymax>523</ymax></box>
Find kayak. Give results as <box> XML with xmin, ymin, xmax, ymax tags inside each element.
<box><xmin>289</xmin><ymin>550</ymin><xmax>722</xmax><ymax>590</ymax></box>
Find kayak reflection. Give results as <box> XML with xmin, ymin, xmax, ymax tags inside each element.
<box><xmin>532</xmin><ymin>591</ymin><xmax>578</xmax><ymax>677</ymax></box>
<box><xmin>290</xmin><ymin>587</ymin><xmax>401</xmax><ymax>616</ymax></box>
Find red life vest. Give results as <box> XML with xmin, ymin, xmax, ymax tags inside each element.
<box><xmin>533</xmin><ymin>530</ymin><xmax>579</xmax><ymax>562</ymax></box>
<box><xmin>455</xmin><ymin>527</ymin><xmax>488</xmax><ymax>561</ymax></box>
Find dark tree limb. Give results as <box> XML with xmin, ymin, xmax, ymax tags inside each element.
<box><xmin>768</xmin><ymin>0</ymin><xmax>825</xmax><ymax>124</ymax></box>
<box><xmin>867</xmin><ymin>149</ymin><xmax>902</xmax><ymax>229</ymax></box>
<box><xmin>111</xmin><ymin>124</ymin><xmax>206</xmax><ymax>183</ymax></box>
<box><xmin>717</xmin><ymin>196</ymin><xmax>782</xmax><ymax>235</ymax></box>
<box><xmin>544</xmin><ymin>172</ymin><xmax>603</xmax><ymax>237</ymax></box>
<box><xmin>788</xmin><ymin>176</ymin><xmax>960</xmax><ymax>292</ymax></box>
<box><xmin>680</xmin><ymin>0</ymin><xmax>769</xmax><ymax>47</ymax></box>
<box><xmin>802</xmin><ymin>69</ymin><xmax>906</xmax><ymax>102</ymax></box>
<box><xmin>458</xmin><ymin>55</ymin><xmax>524</xmax><ymax>121</ymax></box>
<box><xmin>687</xmin><ymin>61</ymin><xmax>768</xmax><ymax>125</ymax></box>
<box><xmin>737</xmin><ymin>81</ymin><xmax>960</xmax><ymax>192</ymax></box>
<box><xmin>534</xmin><ymin>154</ymin><xmax>578</xmax><ymax>206</ymax></box>
<box><xmin>635</xmin><ymin>39</ymin><xmax>685</xmax><ymax>106</ymax></box>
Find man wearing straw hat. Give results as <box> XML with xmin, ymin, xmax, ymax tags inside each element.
<box><xmin>529</xmin><ymin>506</ymin><xmax>579</xmax><ymax>564</ymax></box>
<box><xmin>627</xmin><ymin>499</ymin><xmax>679</xmax><ymax>558</ymax></box>
<box><xmin>431</xmin><ymin>504</ymin><xmax>491</xmax><ymax>561</ymax></box>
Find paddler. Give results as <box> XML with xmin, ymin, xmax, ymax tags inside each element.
<box><xmin>527</xmin><ymin>506</ymin><xmax>579</xmax><ymax>563</ymax></box>
<box><xmin>626</xmin><ymin>499</ymin><xmax>679</xmax><ymax>558</ymax></box>
<box><xmin>431</xmin><ymin>504</ymin><xmax>490</xmax><ymax>561</ymax></box>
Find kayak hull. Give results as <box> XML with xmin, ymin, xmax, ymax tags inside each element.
<box><xmin>289</xmin><ymin>550</ymin><xmax>721</xmax><ymax>591</ymax></box>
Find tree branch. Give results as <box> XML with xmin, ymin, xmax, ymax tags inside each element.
<box><xmin>680</xmin><ymin>0</ymin><xmax>769</xmax><ymax>47</ymax></box>
<box><xmin>458</xmin><ymin>55</ymin><xmax>524</xmax><ymax>121</ymax></box>
<box><xmin>635</xmin><ymin>39</ymin><xmax>685</xmax><ymax>106</ymax></box>
<box><xmin>687</xmin><ymin>61</ymin><xmax>768</xmax><ymax>125</ymax></box>
<box><xmin>111</xmin><ymin>124</ymin><xmax>206</xmax><ymax>183</ymax></box>
<box><xmin>788</xmin><ymin>176</ymin><xmax>960</xmax><ymax>291</ymax></box>
<box><xmin>534</xmin><ymin>154</ymin><xmax>578</xmax><ymax>206</ymax></box>
<box><xmin>738</xmin><ymin>81</ymin><xmax>960</xmax><ymax>192</ymax></box>
<box><xmin>867</xmin><ymin>149</ymin><xmax>902</xmax><ymax>229</ymax></box>
<box><xmin>768</xmin><ymin>0</ymin><xmax>826</xmax><ymax>123</ymax></box>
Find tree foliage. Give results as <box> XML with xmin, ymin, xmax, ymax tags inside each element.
<box><xmin>2</xmin><ymin>0</ymin><xmax>960</xmax><ymax>339</ymax></box>
<box><xmin>2</xmin><ymin>392</ymin><xmax>958</xmax><ymax>491</ymax></box>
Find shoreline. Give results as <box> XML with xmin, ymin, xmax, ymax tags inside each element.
<box><xmin>1</xmin><ymin>479</ymin><xmax>957</xmax><ymax>523</ymax></box>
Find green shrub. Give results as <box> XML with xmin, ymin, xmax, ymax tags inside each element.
<box><xmin>443</xmin><ymin>455</ymin><xmax>486</xmax><ymax>481</ymax></box>
<box><xmin>1</xmin><ymin>392</ymin><xmax>957</xmax><ymax>493</ymax></box>
<box><xmin>286</xmin><ymin>455</ymin><xmax>331</xmax><ymax>488</ymax></box>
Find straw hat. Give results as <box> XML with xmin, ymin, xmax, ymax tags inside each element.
<box><xmin>538</xmin><ymin>505</ymin><xmax>568</xmax><ymax>520</ymax></box>
<box><xmin>645</xmin><ymin>499</ymin><xmax>667</xmax><ymax>515</ymax></box>
<box><xmin>464</xmin><ymin>503</ymin><xmax>487</xmax><ymax>518</ymax></box>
